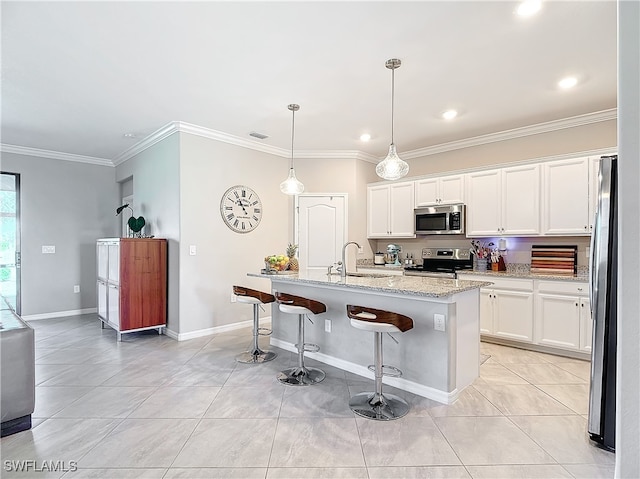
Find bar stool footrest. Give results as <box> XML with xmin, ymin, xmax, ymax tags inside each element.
<box><xmin>295</xmin><ymin>342</ymin><xmax>320</xmax><ymax>353</ymax></box>
<box><xmin>367</xmin><ymin>364</ymin><xmax>403</xmax><ymax>378</ymax></box>
<box><xmin>257</xmin><ymin>327</ymin><xmax>272</xmax><ymax>336</ymax></box>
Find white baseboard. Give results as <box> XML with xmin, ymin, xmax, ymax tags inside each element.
<box><xmin>270</xmin><ymin>338</ymin><xmax>456</xmax><ymax>405</ymax></box>
<box><xmin>22</xmin><ymin>307</ymin><xmax>97</xmax><ymax>321</ymax></box>
<box><xmin>171</xmin><ymin>317</ymin><xmax>272</xmax><ymax>341</ymax></box>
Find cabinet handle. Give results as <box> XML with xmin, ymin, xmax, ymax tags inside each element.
<box><xmin>577</xmin><ymin>287</ymin><xmax>583</xmax><ymax>291</ymax></box>
<box><xmin>575</xmin><ymin>302</ymin><xmax>579</xmax><ymax>306</ymax></box>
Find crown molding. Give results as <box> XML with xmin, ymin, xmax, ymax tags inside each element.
<box><xmin>401</xmin><ymin>108</ymin><xmax>617</xmax><ymax>160</ymax></box>
<box><xmin>112</xmin><ymin>122</ymin><xmax>179</xmax><ymax>166</ymax></box>
<box><xmin>1</xmin><ymin>108</ymin><xmax>617</xmax><ymax>168</ymax></box>
<box><xmin>0</xmin><ymin>143</ymin><xmax>113</xmax><ymax>166</ymax></box>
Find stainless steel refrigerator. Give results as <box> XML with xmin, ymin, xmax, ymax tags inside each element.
<box><xmin>588</xmin><ymin>155</ymin><xmax>617</xmax><ymax>452</ymax></box>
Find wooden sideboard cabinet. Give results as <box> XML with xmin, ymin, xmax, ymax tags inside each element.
<box><xmin>97</xmin><ymin>238</ymin><xmax>167</xmax><ymax>341</ymax></box>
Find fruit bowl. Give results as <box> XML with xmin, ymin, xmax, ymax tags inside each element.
<box><xmin>264</xmin><ymin>255</ymin><xmax>289</xmax><ymax>271</ymax></box>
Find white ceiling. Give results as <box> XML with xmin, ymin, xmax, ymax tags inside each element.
<box><xmin>1</xmin><ymin>1</ymin><xmax>617</xmax><ymax>163</ymax></box>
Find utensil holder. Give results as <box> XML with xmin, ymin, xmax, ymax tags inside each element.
<box><xmin>476</xmin><ymin>258</ymin><xmax>488</xmax><ymax>272</ymax></box>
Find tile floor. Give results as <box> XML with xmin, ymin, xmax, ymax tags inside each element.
<box><xmin>0</xmin><ymin>313</ymin><xmax>615</xmax><ymax>478</ymax></box>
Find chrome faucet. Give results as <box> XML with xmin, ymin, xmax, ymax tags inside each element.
<box><xmin>340</xmin><ymin>241</ymin><xmax>361</xmax><ymax>279</ymax></box>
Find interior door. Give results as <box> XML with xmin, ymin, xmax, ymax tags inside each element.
<box><xmin>0</xmin><ymin>172</ymin><xmax>21</xmax><ymax>314</ymax></box>
<box><xmin>296</xmin><ymin>195</ymin><xmax>346</xmax><ymax>272</ymax></box>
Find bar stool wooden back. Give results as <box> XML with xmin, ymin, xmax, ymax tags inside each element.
<box><xmin>346</xmin><ymin>304</ymin><xmax>414</xmax><ymax>420</ymax></box>
<box><xmin>275</xmin><ymin>292</ymin><xmax>327</xmax><ymax>386</ymax></box>
<box><xmin>232</xmin><ymin>286</ymin><xmax>277</xmax><ymax>363</ymax></box>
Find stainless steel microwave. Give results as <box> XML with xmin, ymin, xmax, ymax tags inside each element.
<box><xmin>414</xmin><ymin>204</ymin><xmax>465</xmax><ymax>235</ymax></box>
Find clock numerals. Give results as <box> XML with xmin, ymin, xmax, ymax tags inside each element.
<box><xmin>252</xmin><ymin>215</ymin><xmax>259</xmax><ymax>222</ymax></box>
<box><xmin>226</xmin><ymin>213</ymin><xmax>234</xmax><ymax>221</ymax></box>
<box><xmin>254</xmin><ymin>208</ymin><xmax>261</xmax><ymax>214</ymax></box>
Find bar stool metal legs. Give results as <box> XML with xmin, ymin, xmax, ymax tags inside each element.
<box><xmin>277</xmin><ymin>312</ymin><xmax>325</xmax><ymax>385</ymax></box>
<box><xmin>236</xmin><ymin>302</ymin><xmax>277</xmax><ymax>364</ymax></box>
<box><xmin>349</xmin><ymin>330</ymin><xmax>409</xmax><ymax>420</ymax></box>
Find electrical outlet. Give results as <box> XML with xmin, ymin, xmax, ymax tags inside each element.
<box><xmin>42</xmin><ymin>245</ymin><xmax>55</xmax><ymax>254</ymax></box>
<box><xmin>189</xmin><ymin>245</ymin><xmax>197</xmax><ymax>256</ymax></box>
<box><xmin>325</xmin><ymin>319</ymin><xmax>332</xmax><ymax>333</ymax></box>
<box><xmin>434</xmin><ymin>314</ymin><xmax>446</xmax><ymax>332</ymax></box>
<box><xmin>73</xmin><ymin>285</ymin><xmax>80</xmax><ymax>293</ymax></box>
<box><xmin>230</xmin><ymin>293</ymin><xmax>237</xmax><ymax>303</ymax></box>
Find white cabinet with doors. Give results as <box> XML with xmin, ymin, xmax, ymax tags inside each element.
<box><xmin>466</xmin><ymin>164</ymin><xmax>539</xmax><ymax>236</ymax></box>
<box><xmin>415</xmin><ymin>174</ymin><xmax>465</xmax><ymax>206</ymax></box>
<box><xmin>367</xmin><ymin>182</ymin><xmax>415</xmax><ymax>238</ymax></box>
<box><xmin>535</xmin><ymin>280</ymin><xmax>591</xmax><ymax>352</ymax></box>
<box><xmin>459</xmin><ymin>274</ymin><xmax>534</xmax><ymax>343</ymax></box>
<box><xmin>542</xmin><ymin>157</ymin><xmax>590</xmax><ymax>235</ymax></box>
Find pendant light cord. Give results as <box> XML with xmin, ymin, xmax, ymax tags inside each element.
<box><xmin>290</xmin><ymin>108</ymin><xmax>295</xmax><ymax>169</ymax></box>
<box><xmin>391</xmin><ymin>66</ymin><xmax>395</xmax><ymax>145</ymax></box>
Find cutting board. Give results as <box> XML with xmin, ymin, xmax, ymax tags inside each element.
<box><xmin>531</xmin><ymin>245</ymin><xmax>577</xmax><ymax>275</ymax></box>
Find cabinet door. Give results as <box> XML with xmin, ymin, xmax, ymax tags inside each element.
<box><xmin>439</xmin><ymin>174</ymin><xmax>465</xmax><ymax>205</ymax></box>
<box><xmin>466</xmin><ymin>169</ymin><xmax>502</xmax><ymax>236</ymax></box>
<box><xmin>108</xmin><ymin>243</ymin><xmax>120</xmax><ymax>284</ymax></box>
<box><xmin>97</xmin><ymin>243</ymin><xmax>109</xmax><ymax>281</ymax></box>
<box><xmin>502</xmin><ymin>164</ymin><xmax>540</xmax><ymax>235</ymax></box>
<box><xmin>479</xmin><ymin>289</ymin><xmax>494</xmax><ymax>335</ymax></box>
<box><xmin>389</xmin><ymin>182</ymin><xmax>415</xmax><ymax>238</ymax></box>
<box><xmin>493</xmin><ymin>290</ymin><xmax>534</xmax><ymax>342</ymax></box>
<box><xmin>414</xmin><ymin>178</ymin><xmax>439</xmax><ymax>206</ymax></box>
<box><xmin>367</xmin><ymin>185</ymin><xmax>390</xmax><ymax>238</ymax></box>
<box><xmin>97</xmin><ymin>280</ymin><xmax>107</xmax><ymax>321</ymax></box>
<box><xmin>542</xmin><ymin>157</ymin><xmax>590</xmax><ymax>235</ymax></box>
<box><xmin>535</xmin><ymin>293</ymin><xmax>580</xmax><ymax>350</ymax></box>
<box><xmin>580</xmin><ymin>297</ymin><xmax>592</xmax><ymax>352</ymax></box>
<box><xmin>107</xmin><ymin>284</ymin><xmax>120</xmax><ymax>329</ymax></box>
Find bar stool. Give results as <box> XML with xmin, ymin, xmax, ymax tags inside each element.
<box><xmin>232</xmin><ymin>286</ymin><xmax>277</xmax><ymax>363</ymax></box>
<box><xmin>275</xmin><ymin>292</ymin><xmax>326</xmax><ymax>386</ymax></box>
<box><xmin>346</xmin><ymin>304</ymin><xmax>414</xmax><ymax>420</ymax></box>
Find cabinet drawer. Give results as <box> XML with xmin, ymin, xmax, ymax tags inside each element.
<box><xmin>537</xmin><ymin>280</ymin><xmax>588</xmax><ymax>295</ymax></box>
<box><xmin>460</xmin><ymin>275</ymin><xmax>533</xmax><ymax>291</ymax></box>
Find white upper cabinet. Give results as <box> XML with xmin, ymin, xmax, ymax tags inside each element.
<box><xmin>466</xmin><ymin>169</ymin><xmax>502</xmax><ymax>236</ymax></box>
<box><xmin>542</xmin><ymin>157</ymin><xmax>590</xmax><ymax>235</ymax></box>
<box><xmin>367</xmin><ymin>182</ymin><xmax>415</xmax><ymax>238</ymax></box>
<box><xmin>501</xmin><ymin>164</ymin><xmax>540</xmax><ymax>235</ymax></box>
<box><xmin>415</xmin><ymin>174</ymin><xmax>465</xmax><ymax>206</ymax></box>
<box><xmin>467</xmin><ymin>165</ymin><xmax>539</xmax><ymax>236</ymax></box>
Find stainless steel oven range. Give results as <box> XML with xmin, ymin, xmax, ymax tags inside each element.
<box><xmin>403</xmin><ymin>247</ymin><xmax>473</xmax><ymax>279</ymax></box>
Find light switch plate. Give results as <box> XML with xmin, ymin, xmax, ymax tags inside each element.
<box><xmin>189</xmin><ymin>245</ymin><xmax>197</xmax><ymax>256</ymax></box>
<box><xmin>42</xmin><ymin>245</ymin><xmax>55</xmax><ymax>254</ymax></box>
<box><xmin>434</xmin><ymin>313</ymin><xmax>446</xmax><ymax>331</ymax></box>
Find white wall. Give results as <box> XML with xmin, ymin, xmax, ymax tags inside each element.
<box><xmin>617</xmin><ymin>1</ymin><xmax>639</xmax><ymax>476</ymax></box>
<box><xmin>115</xmin><ymin>133</ymin><xmax>181</xmax><ymax>332</ymax></box>
<box><xmin>1</xmin><ymin>152</ymin><xmax>118</xmax><ymax>316</ymax></box>
<box><xmin>177</xmin><ymin>133</ymin><xmax>290</xmax><ymax>335</ymax></box>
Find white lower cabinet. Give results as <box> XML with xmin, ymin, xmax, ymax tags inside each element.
<box><xmin>459</xmin><ymin>275</ymin><xmax>590</xmax><ymax>355</ymax></box>
<box><xmin>462</xmin><ymin>275</ymin><xmax>534</xmax><ymax>343</ymax></box>
<box><xmin>535</xmin><ymin>280</ymin><xmax>590</xmax><ymax>352</ymax></box>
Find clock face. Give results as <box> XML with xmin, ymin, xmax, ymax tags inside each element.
<box><xmin>220</xmin><ymin>185</ymin><xmax>263</xmax><ymax>233</ymax></box>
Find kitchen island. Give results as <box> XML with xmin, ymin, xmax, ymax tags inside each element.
<box><xmin>248</xmin><ymin>270</ymin><xmax>490</xmax><ymax>404</ymax></box>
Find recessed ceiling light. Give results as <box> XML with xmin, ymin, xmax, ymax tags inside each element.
<box><xmin>516</xmin><ymin>0</ymin><xmax>542</xmax><ymax>17</ymax></box>
<box><xmin>360</xmin><ymin>133</ymin><xmax>371</xmax><ymax>142</ymax></box>
<box><xmin>123</xmin><ymin>132</ymin><xmax>137</xmax><ymax>139</ymax></box>
<box><xmin>442</xmin><ymin>110</ymin><xmax>458</xmax><ymax>120</ymax></box>
<box><xmin>558</xmin><ymin>76</ymin><xmax>578</xmax><ymax>89</ymax></box>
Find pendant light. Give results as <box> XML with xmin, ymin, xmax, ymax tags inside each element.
<box><xmin>376</xmin><ymin>58</ymin><xmax>409</xmax><ymax>181</ymax></box>
<box><xmin>280</xmin><ymin>103</ymin><xmax>304</xmax><ymax>195</ymax></box>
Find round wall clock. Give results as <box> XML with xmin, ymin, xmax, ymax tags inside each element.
<box><xmin>220</xmin><ymin>185</ymin><xmax>263</xmax><ymax>233</ymax></box>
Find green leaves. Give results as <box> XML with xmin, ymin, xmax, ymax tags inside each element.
<box><xmin>128</xmin><ymin>216</ymin><xmax>146</xmax><ymax>233</ymax></box>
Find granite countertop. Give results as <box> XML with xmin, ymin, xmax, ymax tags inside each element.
<box><xmin>457</xmin><ymin>269</ymin><xmax>589</xmax><ymax>282</ymax></box>
<box><xmin>248</xmin><ymin>270</ymin><xmax>491</xmax><ymax>298</ymax></box>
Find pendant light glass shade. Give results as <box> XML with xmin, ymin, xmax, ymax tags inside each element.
<box><xmin>280</xmin><ymin>104</ymin><xmax>304</xmax><ymax>195</ymax></box>
<box><xmin>377</xmin><ymin>58</ymin><xmax>409</xmax><ymax>181</ymax></box>
<box><xmin>280</xmin><ymin>167</ymin><xmax>304</xmax><ymax>195</ymax></box>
